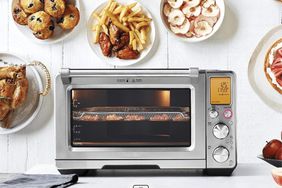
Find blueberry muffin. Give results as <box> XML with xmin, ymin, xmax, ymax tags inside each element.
<box><xmin>28</xmin><ymin>11</ymin><xmax>51</xmax><ymax>32</ymax></box>
<box><xmin>12</xmin><ymin>3</ymin><xmax>30</xmax><ymax>25</ymax></box>
<box><xmin>33</xmin><ymin>20</ymin><xmax>55</xmax><ymax>39</ymax></box>
<box><xmin>20</xmin><ymin>0</ymin><xmax>43</xmax><ymax>14</ymax></box>
<box><xmin>44</xmin><ymin>0</ymin><xmax>66</xmax><ymax>18</ymax></box>
<box><xmin>57</xmin><ymin>4</ymin><xmax>80</xmax><ymax>30</ymax></box>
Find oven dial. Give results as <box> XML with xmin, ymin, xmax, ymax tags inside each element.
<box><xmin>209</xmin><ymin>110</ymin><xmax>219</xmax><ymax>119</ymax></box>
<box><xmin>213</xmin><ymin>123</ymin><xmax>229</xmax><ymax>139</ymax></box>
<box><xmin>213</xmin><ymin>146</ymin><xmax>229</xmax><ymax>163</ymax></box>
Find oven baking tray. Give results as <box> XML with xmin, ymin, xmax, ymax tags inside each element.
<box><xmin>72</xmin><ymin>107</ymin><xmax>190</xmax><ymax>122</ymax></box>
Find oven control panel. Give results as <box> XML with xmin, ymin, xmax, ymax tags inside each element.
<box><xmin>206</xmin><ymin>72</ymin><xmax>236</xmax><ymax>170</ymax></box>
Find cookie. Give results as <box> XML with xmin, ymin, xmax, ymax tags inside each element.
<box><xmin>20</xmin><ymin>0</ymin><xmax>43</xmax><ymax>14</ymax></box>
<box><xmin>12</xmin><ymin>3</ymin><xmax>30</xmax><ymax>25</ymax></box>
<box><xmin>28</xmin><ymin>11</ymin><xmax>51</xmax><ymax>32</ymax></box>
<box><xmin>33</xmin><ymin>20</ymin><xmax>55</xmax><ymax>40</ymax></box>
<box><xmin>44</xmin><ymin>0</ymin><xmax>66</xmax><ymax>18</ymax></box>
<box><xmin>57</xmin><ymin>4</ymin><xmax>80</xmax><ymax>30</ymax></box>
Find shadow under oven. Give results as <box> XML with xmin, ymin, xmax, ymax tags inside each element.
<box><xmin>55</xmin><ymin>68</ymin><xmax>237</xmax><ymax>176</ymax></box>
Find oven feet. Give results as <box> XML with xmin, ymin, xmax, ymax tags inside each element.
<box><xmin>58</xmin><ymin>169</ymin><xmax>90</xmax><ymax>176</ymax></box>
<box><xmin>203</xmin><ymin>168</ymin><xmax>235</xmax><ymax>176</ymax></box>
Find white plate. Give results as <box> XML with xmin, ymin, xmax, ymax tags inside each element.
<box><xmin>160</xmin><ymin>0</ymin><xmax>225</xmax><ymax>43</ymax></box>
<box><xmin>0</xmin><ymin>52</ymin><xmax>44</xmax><ymax>134</ymax></box>
<box><xmin>11</xmin><ymin>0</ymin><xmax>80</xmax><ymax>44</ymax></box>
<box><xmin>248</xmin><ymin>25</ymin><xmax>282</xmax><ymax>113</ymax></box>
<box><xmin>87</xmin><ymin>0</ymin><xmax>156</xmax><ymax>67</ymax></box>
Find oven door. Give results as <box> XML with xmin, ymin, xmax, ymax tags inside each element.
<box><xmin>55</xmin><ymin>69</ymin><xmax>206</xmax><ymax>165</ymax></box>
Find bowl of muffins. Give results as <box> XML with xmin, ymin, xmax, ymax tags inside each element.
<box><xmin>12</xmin><ymin>0</ymin><xmax>80</xmax><ymax>43</ymax></box>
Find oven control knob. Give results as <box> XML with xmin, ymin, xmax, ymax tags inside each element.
<box><xmin>209</xmin><ymin>110</ymin><xmax>219</xmax><ymax>119</ymax></box>
<box><xmin>213</xmin><ymin>123</ymin><xmax>229</xmax><ymax>139</ymax></box>
<box><xmin>213</xmin><ymin>146</ymin><xmax>229</xmax><ymax>163</ymax></box>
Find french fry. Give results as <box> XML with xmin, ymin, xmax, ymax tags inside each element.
<box><xmin>113</xmin><ymin>5</ymin><xmax>123</xmax><ymax>14</ymax></box>
<box><xmin>127</xmin><ymin>7</ymin><xmax>142</xmax><ymax>18</ymax></box>
<box><xmin>127</xmin><ymin>17</ymin><xmax>151</xmax><ymax>23</ymax></box>
<box><xmin>129</xmin><ymin>23</ymin><xmax>135</xmax><ymax>31</ymax></box>
<box><xmin>127</xmin><ymin>2</ymin><xmax>137</xmax><ymax>10</ymax></box>
<box><xmin>132</xmin><ymin>39</ymin><xmax>137</xmax><ymax>50</ymax></box>
<box><xmin>129</xmin><ymin>31</ymin><xmax>134</xmax><ymax>45</ymax></box>
<box><xmin>133</xmin><ymin>31</ymin><xmax>143</xmax><ymax>50</ymax></box>
<box><xmin>136</xmin><ymin>21</ymin><xmax>150</xmax><ymax>30</ymax></box>
<box><xmin>140</xmin><ymin>28</ymin><xmax>146</xmax><ymax>44</ymax></box>
<box><xmin>119</xmin><ymin>6</ymin><xmax>128</xmax><ymax>22</ymax></box>
<box><xmin>93</xmin><ymin>13</ymin><xmax>102</xmax><ymax>23</ymax></box>
<box><xmin>112</xmin><ymin>20</ymin><xmax>130</xmax><ymax>32</ymax></box>
<box><xmin>109</xmin><ymin>2</ymin><xmax>117</xmax><ymax>11</ymax></box>
<box><xmin>102</xmin><ymin>24</ymin><xmax>109</xmax><ymax>35</ymax></box>
<box><xmin>94</xmin><ymin>25</ymin><xmax>101</xmax><ymax>44</ymax></box>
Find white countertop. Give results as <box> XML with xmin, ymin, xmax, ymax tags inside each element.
<box><xmin>71</xmin><ymin>163</ymin><xmax>277</xmax><ymax>188</ymax></box>
<box><xmin>0</xmin><ymin>0</ymin><xmax>282</xmax><ymax>174</ymax></box>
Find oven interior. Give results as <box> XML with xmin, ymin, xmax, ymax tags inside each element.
<box><xmin>70</xmin><ymin>89</ymin><xmax>191</xmax><ymax>147</ymax></box>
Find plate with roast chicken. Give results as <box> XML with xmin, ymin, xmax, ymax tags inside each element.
<box><xmin>248</xmin><ymin>25</ymin><xmax>282</xmax><ymax>113</ymax></box>
<box><xmin>87</xmin><ymin>0</ymin><xmax>156</xmax><ymax>66</ymax></box>
<box><xmin>0</xmin><ymin>52</ymin><xmax>51</xmax><ymax>134</ymax></box>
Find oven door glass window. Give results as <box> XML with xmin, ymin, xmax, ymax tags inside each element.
<box><xmin>71</xmin><ymin>89</ymin><xmax>191</xmax><ymax>147</ymax></box>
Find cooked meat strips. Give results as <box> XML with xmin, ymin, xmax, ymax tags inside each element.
<box><xmin>109</xmin><ymin>23</ymin><xmax>130</xmax><ymax>51</ymax></box>
<box><xmin>99</xmin><ymin>32</ymin><xmax>112</xmax><ymax>57</ymax></box>
<box><xmin>112</xmin><ymin>32</ymin><xmax>129</xmax><ymax>52</ymax></box>
<box><xmin>109</xmin><ymin>22</ymin><xmax>123</xmax><ymax>45</ymax></box>
<box><xmin>117</xmin><ymin>46</ymin><xmax>140</xmax><ymax>60</ymax></box>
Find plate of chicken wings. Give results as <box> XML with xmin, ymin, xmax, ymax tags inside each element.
<box><xmin>0</xmin><ymin>52</ymin><xmax>51</xmax><ymax>134</ymax></box>
<box><xmin>87</xmin><ymin>0</ymin><xmax>156</xmax><ymax>67</ymax></box>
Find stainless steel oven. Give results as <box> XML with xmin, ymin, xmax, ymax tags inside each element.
<box><xmin>55</xmin><ymin>68</ymin><xmax>237</xmax><ymax>175</ymax></box>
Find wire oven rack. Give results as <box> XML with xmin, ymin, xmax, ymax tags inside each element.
<box><xmin>72</xmin><ymin>107</ymin><xmax>190</xmax><ymax>122</ymax></box>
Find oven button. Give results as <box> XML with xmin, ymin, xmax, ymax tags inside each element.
<box><xmin>213</xmin><ymin>146</ymin><xmax>229</xmax><ymax>163</ymax></box>
<box><xmin>209</xmin><ymin>110</ymin><xmax>219</xmax><ymax>119</ymax></box>
<box><xmin>213</xmin><ymin>123</ymin><xmax>229</xmax><ymax>139</ymax></box>
<box><xmin>133</xmin><ymin>185</ymin><xmax>149</xmax><ymax>188</ymax></box>
<box><xmin>223</xmin><ymin>109</ymin><xmax>233</xmax><ymax>119</ymax></box>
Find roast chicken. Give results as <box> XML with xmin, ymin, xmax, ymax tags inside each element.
<box><xmin>98</xmin><ymin>22</ymin><xmax>140</xmax><ymax>60</ymax></box>
<box><xmin>0</xmin><ymin>66</ymin><xmax>28</xmax><ymax>128</ymax></box>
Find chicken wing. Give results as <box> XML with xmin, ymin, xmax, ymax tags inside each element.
<box><xmin>116</xmin><ymin>46</ymin><xmax>140</xmax><ymax>60</ymax></box>
<box><xmin>99</xmin><ymin>32</ymin><xmax>112</xmax><ymax>57</ymax></box>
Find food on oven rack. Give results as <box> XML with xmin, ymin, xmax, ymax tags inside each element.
<box><xmin>80</xmin><ymin>114</ymin><xmax>100</xmax><ymax>121</ymax></box>
<box><xmin>91</xmin><ymin>0</ymin><xmax>152</xmax><ymax>60</ymax></box>
<box><xmin>163</xmin><ymin>0</ymin><xmax>220</xmax><ymax>38</ymax></box>
<box><xmin>149</xmin><ymin>114</ymin><xmax>170</xmax><ymax>121</ymax></box>
<box><xmin>124</xmin><ymin>115</ymin><xmax>145</xmax><ymax>121</ymax></box>
<box><xmin>73</xmin><ymin>107</ymin><xmax>190</xmax><ymax>122</ymax></box>
<box><xmin>0</xmin><ymin>66</ymin><xmax>28</xmax><ymax>128</ymax></box>
<box><xmin>105</xmin><ymin>114</ymin><xmax>123</xmax><ymax>121</ymax></box>
<box><xmin>264</xmin><ymin>38</ymin><xmax>282</xmax><ymax>94</ymax></box>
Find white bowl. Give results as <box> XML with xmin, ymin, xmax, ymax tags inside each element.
<box><xmin>160</xmin><ymin>0</ymin><xmax>225</xmax><ymax>42</ymax></box>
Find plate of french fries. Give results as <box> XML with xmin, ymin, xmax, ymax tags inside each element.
<box><xmin>87</xmin><ymin>0</ymin><xmax>155</xmax><ymax>66</ymax></box>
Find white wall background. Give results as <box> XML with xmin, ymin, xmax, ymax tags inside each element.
<box><xmin>0</xmin><ymin>0</ymin><xmax>281</xmax><ymax>173</ymax></box>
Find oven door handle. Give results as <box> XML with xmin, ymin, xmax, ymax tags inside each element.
<box><xmin>60</xmin><ymin>68</ymin><xmax>199</xmax><ymax>84</ymax></box>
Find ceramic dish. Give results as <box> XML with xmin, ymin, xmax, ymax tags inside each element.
<box><xmin>0</xmin><ymin>52</ymin><xmax>51</xmax><ymax>134</ymax></box>
<box><xmin>160</xmin><ymin>0</ymin><xmax>225</xmax><ymax>42</ymax></box>
<box><xmin>11</xmin><ymin>0</ymin><xmax>80</xmax><ymax>44</ymax></box>
<box><xmin>87</xmin><ymin>0</ymin><xmax>156</xmax><ymax>67</ymax></box>
<box><xmin>258</xmin><ymin>155</ymin><xmax>282</xmax><ymax>167</ymax></box>
<box><xmin>248</xmin><ymin>25</ymin><xmax>282</xmax><ymax>113</ymax></box>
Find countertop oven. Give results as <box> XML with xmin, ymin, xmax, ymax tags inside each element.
<box><xmin>55</xmin><ymin>68</ymin><xmax>237</xmax><ymax>175</ymax></box>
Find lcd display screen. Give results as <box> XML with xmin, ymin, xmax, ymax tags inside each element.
<box><xmin>210</xmin><ymin>77</ymin><xmax>231</xmax><ymax>105</ymax></box>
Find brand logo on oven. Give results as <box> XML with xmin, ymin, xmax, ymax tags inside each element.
<box><xmin>117</xmin><ymin>78</ymin><xmax>143</xmax><ymax>83</ymax></box>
